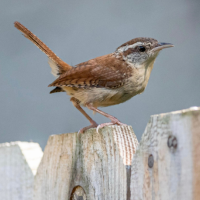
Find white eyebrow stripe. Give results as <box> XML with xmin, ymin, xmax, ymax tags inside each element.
<box><xmin>117</xmin><ymin>42</ymin><xmax>143</xmax><ymax>53</ymax></box>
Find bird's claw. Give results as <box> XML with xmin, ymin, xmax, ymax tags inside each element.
<box><xmin>78</xmin><ymin>122</ymin><xmax>98</xmax><ymax>134</ymax></box>
<box><xmin>96</xmin><ymin>121</ymin><xmax>127</xmax><ymax>133</ymax></box>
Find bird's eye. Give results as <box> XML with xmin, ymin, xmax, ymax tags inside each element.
<box><xmin>138</xmin><ymin>46</ymin><xmax>146</xmax><ymax>52</ymax></box>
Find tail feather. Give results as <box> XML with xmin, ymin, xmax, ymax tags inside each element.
<box><xmin>48</xmin><ymin>58</ymin><xmax>61</xmax><ymax>78</ymax></box>
<box><xmin>14</xmin><ymin>21</ymin><xmax>72</xmax><ymax>74</ymax></box>
<box><xmin>50</xmin><ymin>87</ymin><xmax>65</xmax><ymax>94</ymax></box>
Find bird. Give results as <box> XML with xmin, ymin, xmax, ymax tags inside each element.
<box><xmin>14</xmin><ymin>21</ymin><xmax>174</xmax><ymax>133</ymax></box>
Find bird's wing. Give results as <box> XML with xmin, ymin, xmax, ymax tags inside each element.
<box><xmin>48</xmin><ymin>54</ymin><xmax>132</xmax><ymax>89</ymax></box>
<box><xmin>14</xmin><ymin>21</ymin><xmax>72</xmax><ymax>77</ymax></box>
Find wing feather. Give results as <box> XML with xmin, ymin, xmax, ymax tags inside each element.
<box><xmin>48</xmin><ymin>54</ymin><xmax>132</xmax><ymax>89</ymax></box>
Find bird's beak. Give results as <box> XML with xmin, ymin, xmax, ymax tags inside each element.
<box><xmin>152</xmin><ymin>42</ymin><xmax>174</xmax><ymax>52</ymax></box>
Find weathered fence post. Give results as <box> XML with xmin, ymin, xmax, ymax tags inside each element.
<box><xmin>130</xmin><ymin>107</ymin><xmax>200</xmax><ymax>200</ymax></box>
<box><xmin>1</xmin><ymin>107</ymin><xmax>199</xmax><ymax>199</ymax></box>
<box><xmin>34</xmin><ymin>126</ymin><xmax>138</xmax><ymax>200</ymax></box>
<box><xmin>0</xmin><ymin>142</ymin><xmax>43</xmax><ymax>200</ymax></box>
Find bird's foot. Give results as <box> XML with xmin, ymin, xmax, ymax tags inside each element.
<box><xmin>78</xmin><ymin>121</ymin><xmax>98</xmax><ymax>134</ymax></box>
<box><xmin>96</xmin><ymin>118</ymin><xmax>127</xmax><ymax>133</ymax></box>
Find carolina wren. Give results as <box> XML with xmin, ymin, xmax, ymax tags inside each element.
<box><xmin>14</xmin><ymin>22</ymin><xmax>174</xmax><ymax>133</ymax></box>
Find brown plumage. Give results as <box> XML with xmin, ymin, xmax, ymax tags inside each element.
<box><xmin>48</xmin><ymin>54</ymin><xmax>132</xmax><ymax>89</ymax></box>
<box><xmin>116</xmin><ymin>37</ymin><xmax>158</xmax><ymax>50</ymax></box>
<box><xmin>14</xmin><ymin>21</ymin><xmax>72</xmax><ymax>74</ymax></box>
<box><xmin>50</xmin><ymin>87</ymin><xmax>64</xmax><ymax>94</ymax></box>
<box><xmin>14</xmin><ymin>21</ymin><xmax>174</xmax><ymax>133</ymax></box>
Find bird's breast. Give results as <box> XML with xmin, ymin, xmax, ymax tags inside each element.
<box><xmin>62</xmin><ymin>60</ymin><xmax>155</xmax><ymax>108</ymax></box>
<box><xmin>124</xmin><ymin>60</ymin><xmax>155</xmax><ymax>95</ymax></box>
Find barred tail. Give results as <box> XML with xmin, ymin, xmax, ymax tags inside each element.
<box><xmin>14</xmin><ymin>21</ymin><xmax>72</xmax><ymax>74</ymax></box>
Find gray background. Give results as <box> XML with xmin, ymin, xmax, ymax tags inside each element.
<box><xmin>1</xmin><ymin>0</ymin><xmax>199</xmax><ymax>149</ymax></box>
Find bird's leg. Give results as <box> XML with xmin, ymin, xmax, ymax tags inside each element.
<box><xmin>70</xmin><ymin>97</ymin><xmax>98</xmax><ymax>134</ymax></box>
<box><xmin>86</xmin><ymin>103</ymin><xmax>127</xmax><ymax>132</ymax></box>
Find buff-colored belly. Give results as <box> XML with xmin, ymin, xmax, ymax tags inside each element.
<box><xmin>62</xmin><ymin>86</ymin><xmax>136</xmax><ymax>107</ymax></box>
<box><xmin>62</xmin><ymin>79</ymin><xmax>144</xmax><ymax>107</ymax></box>
<box><xmin>62</xmin><ymin>63</ymin><xmax>154</xmax><ymax>107</ymax></box>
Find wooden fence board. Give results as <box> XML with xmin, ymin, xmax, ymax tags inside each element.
<box><xmin>0</xmin><ymin>142</ymin><xmax>43</xmax><ymax>200</ymax></box>
<box><xmin>130</xmin><ymin>107</ymin><xmax>200</xmax><ymax>200</ymax></box>
<box><xmin>2</xmin><ymin>107</ymin><xmax>199</xmax><ymax>199</ymax></box>
<box><xmin>34</xmin><ymin>126</ymin><xmax>138</xmax><ymax>200</ymax></box>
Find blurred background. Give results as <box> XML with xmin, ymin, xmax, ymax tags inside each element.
<box><xmin>0</xmin><ymin>0</ymin><xmax>199</xmax><ymax>149</ymax></box>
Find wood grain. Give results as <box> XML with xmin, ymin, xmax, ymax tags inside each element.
<box><xmin>0</xmin><ymin>142</ymin><xmax>43</xmax><ymax>200</ymax></box>
<box><xmin>130</xmin><ymin>107</ymin><xmax>200</xmax><ymax>200</ymax></box>
<box><xmin>34</xmin><ymin>126</ymin><xmax>138</xmax><ymax>200</ymax></box>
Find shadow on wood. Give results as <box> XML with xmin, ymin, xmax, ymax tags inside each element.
<box><xmin>0</xmin><ymin>142</ymin><xmax>43</xmax><ymax>200</ymax></box>
<box><xmin>34</xmin><ymin>126</ymin><xmax>138</xmax><ymax>200</ymax></box>
<box><xmin>33</xmin><ymin>107</ymin><xmax>200</xmax><ymax>200</ymax></box>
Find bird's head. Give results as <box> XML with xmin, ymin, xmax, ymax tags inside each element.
<box><xmin>115</xmin><ymin>37</ymin><xmax>174</xmax><ymax>67</ymax></box>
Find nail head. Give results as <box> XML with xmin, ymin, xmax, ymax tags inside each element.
<box><xmin>148</xmin><ymin>154</ymin><xmax>154</xmax><ymax>168</ymax></box>
<box><xmin>167</xmin><ymin>135</ymin><xmax>178</xmax><ymax>149</ymax></box>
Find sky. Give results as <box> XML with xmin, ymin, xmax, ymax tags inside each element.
<box><xmin>0</xmin><ymin>0</ymin><xmax>200</xmax><ymax>149</ymax></box>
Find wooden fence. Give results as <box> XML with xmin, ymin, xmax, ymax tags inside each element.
<box><xmin>0</xmin><ymin>107</ymin><xmax>200</xmax><ymax>200</ymax></box>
